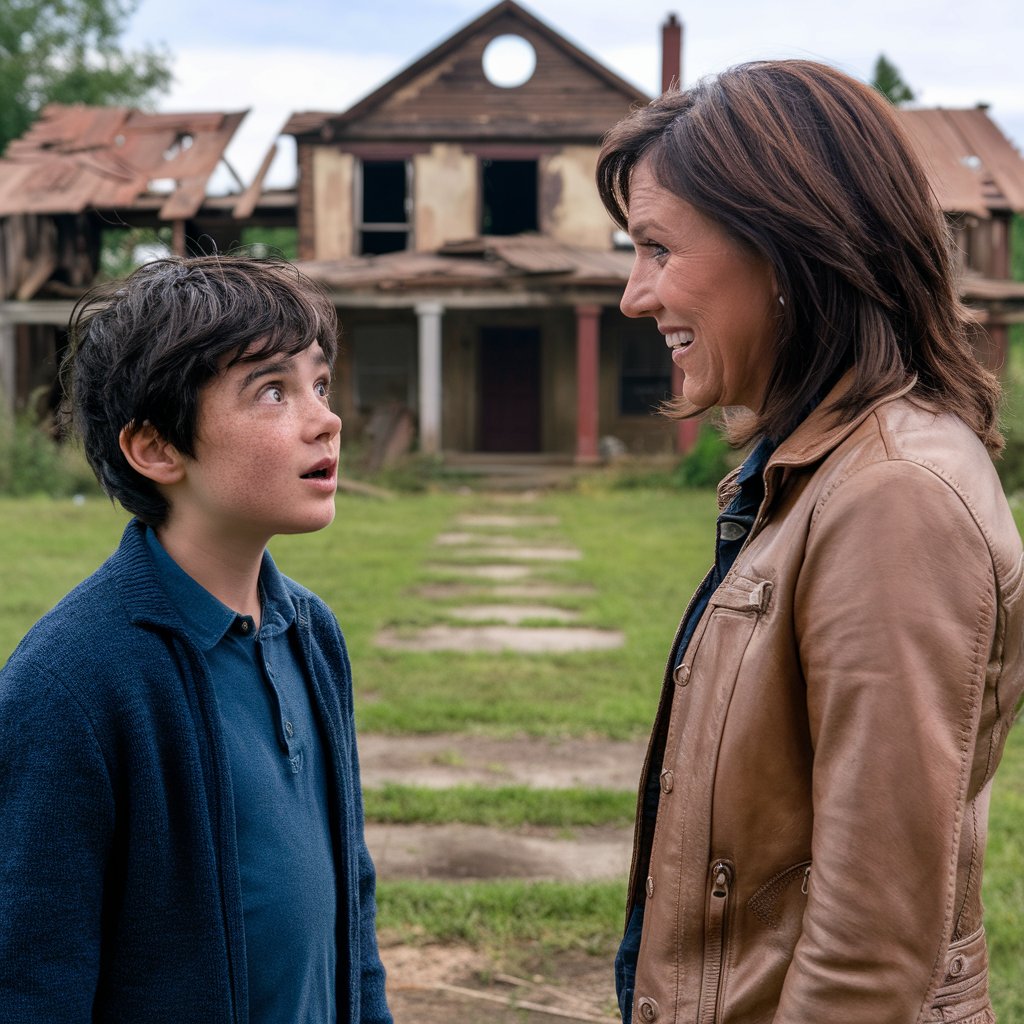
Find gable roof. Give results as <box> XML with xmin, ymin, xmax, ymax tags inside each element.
<box><xmin>0</xmin><ymin>104</ymin><xmax>247</xmax><ymax>219</ymax></box>
<box><xmin>285</xmin><ymin>0</ymin><xmax>649</xmax><ymax>142</ymax></box>
<box><xmin>900</xmin><ymin>106</ymin><xmax>1024</xmax><ymax>217</ymax></box>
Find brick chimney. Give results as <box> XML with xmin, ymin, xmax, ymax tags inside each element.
<box><xmin>661</xmin><ymin>13</ymin><xmax>683</xmax><ymax>93</ymax></box>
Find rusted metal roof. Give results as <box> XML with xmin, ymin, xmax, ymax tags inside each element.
<box><xmin>0</xmin><ymin>104</ymin><xmax>247</xmax><ymax>219</ymax></box>
<box><xmin>900</xmin><ymin>107</ymin><xmax>1024</xmax><ymax>217</ymax></box>
<box><xmin>298</xmin><ymin>235</ymin><xmax>634</xmax><ymax>294</ymax></box>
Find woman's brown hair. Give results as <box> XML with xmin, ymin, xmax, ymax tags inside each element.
<box><xmin>597</xmin><ymin>60</ymin><xmax>1003</xmax><ymax>452</ymax></box>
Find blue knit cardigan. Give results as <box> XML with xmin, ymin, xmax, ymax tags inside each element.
<box><xmin>0</xmin><ymin>520</ymin><xmax>392</xmax><ymax>1024</ymax></box>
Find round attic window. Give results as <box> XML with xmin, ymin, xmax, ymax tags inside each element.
<box><xmin>483</xmin><ymin>34</ymin><xmax>536</xmax><ymax>88</ymax></box>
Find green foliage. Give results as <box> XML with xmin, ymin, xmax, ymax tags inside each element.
<box><xmin>98</xmin><ymin>226</ymin><xmax>172</xmax><ymax>281</ymax></box>
<box><xmin>871</xmin><ymin>54</ymin><xmax>915</xmax><ymax>106</ymax></box>
<box><xmin>0</xmin><ymin>0</ymin><xmax>171</xmax><ymax>154</ymax></box>
<box><xmin>364</xmin><ymin>784</ymin><xmax>635</xmax><ymax>828</ymax></box>
<box><xmin>238</xmin><ymin>227</ymin><xmax>299</xmax><ymax>261</ymax></box>
<box><xmin>673</xmin><ymin>424</ymin><xmax>732</xmax><ymax>488</ymax></box>
<box><xmin>0</xmin><ymin>413</ymin><xmax>101</xmax><ymax>498</ymax></box>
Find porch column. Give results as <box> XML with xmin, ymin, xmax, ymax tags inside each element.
<box><xmin>671</xmin><ymin>361</ymin><xmax>701</xmax><ymax>454</ymax></box>
<box><xmin>415</xmin><ymin>301</ymin><xmax>444</xmax><ymax>455</ymax></box>
<box><xmin>575</xmin><ymin>304</ymin><xmax>601</xmax><ymax>465</ymax></box>
<box><xmin>0</xmin><ymin>313</ymin><xmax>15</xmax><ymax>415</ymax></box>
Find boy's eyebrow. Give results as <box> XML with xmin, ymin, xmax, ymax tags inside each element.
<box><xmin>236</xmin><ymin>347</ymin><xmax>332</xmax><ymax>393</ymax></box>
<box><xmin>237</xmin><ymin>358</ymin><xmax>295</xmax><ymax>393</ymax></box>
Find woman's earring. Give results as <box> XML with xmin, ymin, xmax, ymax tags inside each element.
<box><xmin>777</xmin><ymin>294</ymin><xmax>786</xmax><ymax>307</ymax></box>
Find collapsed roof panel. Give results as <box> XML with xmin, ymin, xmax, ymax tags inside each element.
<box><xmin>0</xmin><ymin>104</ymin><xmax>248</xmax><ymax>219</ymax></box>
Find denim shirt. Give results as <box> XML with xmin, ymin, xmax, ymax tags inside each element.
<box><xmin>615</xmin><ymin>436</ymin><xmax>775</xmax><ymax>1023</ymax></box>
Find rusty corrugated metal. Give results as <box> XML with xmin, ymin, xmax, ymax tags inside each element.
<box><xmin>0</xmin><ymin>104</ymin><xmax>248</xmax><ymax>219</ymax></box>
<box><xmin>299</xmin><ymin>235</ymin><xmax>635</xmax><ymax>292</ymax></box>
<box><xmin>900</xmin><ymin>107</ymin><xmax>1024</xmax><ymax>216</ymax></box>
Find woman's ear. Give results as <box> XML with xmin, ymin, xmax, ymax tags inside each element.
<box><xmin>119</xmin><ymin>422</ymin><xmax>186</xmax><ymax>485</ymax></box>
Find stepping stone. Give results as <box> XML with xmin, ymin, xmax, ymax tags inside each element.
<box><xmin>412</xmin><ymin>582</ymin><xmax>594</xmax><ymax>600</ymax></box>
<box><xmin>446</xmin><ymin>604</ymin><xmax>580</xmax><ymax>624</ymax></box>
<box><xmin>365</xmin><ymin>822</ymin><xmax>631</xmax><ymax>882</ymax></box>
<box><xmin>456</xmin><ymin>514</ymin><xmax>560</xmax><ymax>528</ymax></box>
<box><xmin>375</xmin><ymin>625</ymin><xmax>624</xmax><ymax>654</ymax></box>
<box><xmin>443</xmin><ymin>546</ymin><xmax>581</xmax><ymax>562</ymax></box>
<box><xmin>435</xmin><ymin>532</ymin><xmax>522</xmax><ymax>546</ymax></box>
<box><xmin>425</xmin><ymin>564</ymin><xmax>535</xmax><ymax>580</ymax></box>
<box><xmin>359</xmin><ymin>733</ymin><xmax>646</xmax><ymax>791</ymax></box>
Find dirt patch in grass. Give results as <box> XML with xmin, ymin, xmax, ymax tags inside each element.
<box><xmin>382</xmin><ymin>943</ymin><xmax>619</xmax><ymax>1024</ymax></box>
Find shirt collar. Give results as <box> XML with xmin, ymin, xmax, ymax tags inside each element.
<box><xmin>144</xmin><ymin>527</ymin><xmax>295</xmax><ymax>650</ymax></box>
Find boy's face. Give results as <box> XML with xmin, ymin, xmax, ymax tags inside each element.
<box><xmin>167</xmin><ymin>341</ymin><xmax>341</xmax><ymax>548</ymax></box>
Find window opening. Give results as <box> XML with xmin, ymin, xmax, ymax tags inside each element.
<box><xmin>620</xmin><ymin>331</ymin><xmax>672</xmax><ymax>415</ymax></box>
<box><xmin>480</xmin><ymin>159</ymin><xmax>537</xmax><ymax>235</ymax></box>
<box><xmin>359</xmin><ymin>160</ymin><xmax>410</xmax><ymax>255</ymax></box>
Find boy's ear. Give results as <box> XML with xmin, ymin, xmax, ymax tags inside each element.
<box><xmin>119</xmin><ymin>422</ymin><xmax>186</xmax><ymax>485</ymax></box>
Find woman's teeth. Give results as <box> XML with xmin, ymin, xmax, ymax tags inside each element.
<box><xmin>666</xmin><ymin>330</ymin><xmax>695</xmax><ymax>350</ymax></box>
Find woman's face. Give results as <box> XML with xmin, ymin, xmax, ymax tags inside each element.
<box><xmin>621</xmin><ymin>159</ymin><xmax>778</xmax><ymax>412</ymax></box>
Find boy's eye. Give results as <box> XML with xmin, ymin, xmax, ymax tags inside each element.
<box><xmin>260</xmin><ymin>384</ymin><xmax>284</xmax><ymax>403</ymax></box>
<box><xmin>315</xmin><ymin>380</ymin><xmax>331</xmax><ymax>399</ymax></box>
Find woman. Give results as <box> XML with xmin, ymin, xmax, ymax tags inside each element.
<box><xmin>597</xmin><ymin>60</ymin><xmax>1023</xmax><ymax>1024</ymax></box>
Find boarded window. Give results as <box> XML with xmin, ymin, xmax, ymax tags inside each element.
<box><xmin>481</xmin><ymin>159</ymin><xmax>537</xmax><ymax>235</ymax></box>
<box><xmin>359</xmin><ymin>160</ymin><xmax>410</xmax><ymax>254</ymax></box>
<box><xmin>620</xmin><ymin>332</ymin><xmax>672</xmax><ymax>415</ymax></box>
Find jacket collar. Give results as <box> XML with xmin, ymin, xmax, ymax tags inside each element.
<box><xmin>112</xmin><ymin>519</ymin><xmax>300</xmax><ymax>639</ymax></box>
<box><xmin>766</xmin><ymin>371</ymin><xmax>916</xmax><ymax>474</ymax></box>
<box><xmin>715</xmin><ymin>372</ymin><xmax>917</xmax><ymax>515</ymax></box>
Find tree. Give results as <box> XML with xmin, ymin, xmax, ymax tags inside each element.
<box><xmin>0</xmin><ymin>0</ymin><xmax>172</xmax><ymax>154</ymax></box>
<box><xmin>871</xmin><ymin>54</ymin><xmax>915</xmax><ymax>106</ymax></box>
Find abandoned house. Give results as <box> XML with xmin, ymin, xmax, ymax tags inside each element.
<box><xmin>1</xmin><ymin>0</ymin><xmax>1024</xmax><ymax>465</ymax></box>
<box><xmin>0</xmin><ymin>104</ymin><xmax>292</xmax><ymax>419</ymax></box>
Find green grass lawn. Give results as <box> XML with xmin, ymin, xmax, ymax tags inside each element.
<box><xmin>0</xmin><ymin>490</ymin><xmax>1021</xmax><ymax>1015</ymax></box>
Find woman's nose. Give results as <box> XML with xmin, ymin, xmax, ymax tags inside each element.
<box><xmin>620</xmin><ymin>260</ymin><xmax>654</xmax><ymax>319</ymax></box>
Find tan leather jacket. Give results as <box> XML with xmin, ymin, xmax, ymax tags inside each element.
<box><xmin>629</xmin><ymin>381</ymin><xmax>1024</xmax><ymax>1024</ymax></box>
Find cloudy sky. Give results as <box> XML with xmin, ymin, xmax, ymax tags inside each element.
<box><xmin>123</xmin><ymin>0</ymin><xmax>1024</xmax><ymax>192</ymax></box>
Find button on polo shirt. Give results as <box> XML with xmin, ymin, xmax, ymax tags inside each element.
<box><xmin>145</xmin><ymin>528</ymin><xmax>337</xmax><ymax>1024</ymax></box>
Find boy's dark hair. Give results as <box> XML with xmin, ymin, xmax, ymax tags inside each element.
<box><xmin>64</xmin><ymin>255</ymin><xmax>339</xmax><ymax>526</ymax></box>
<box><xmin>597</xmin><ymin>60</ymin><xmax>1002</xmax><ymax>452</ymax></box>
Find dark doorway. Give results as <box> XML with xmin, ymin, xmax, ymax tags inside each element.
<box><xmin>480</xmin><ymin>160</ymin><xmax>538</xmax><ymax>235</ymax></box>
<box><xmin>478</xmin><ymin>327</ymin><xmax>542</xmax><ymax>452</ymax></box>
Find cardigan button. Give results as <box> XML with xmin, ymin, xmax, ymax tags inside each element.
<box><xmin>673</xmin><ymin>662</ymin><xmax>690</xmax><ymax>686</ymax></box>
<box><xmin>659</xmin><ymin>769</ymin><xmax>674</xmax><ymax>793</ymax></box>
<box><xmin>637</xmin><ymin>996</ymin><xmax>659</xmax><ymax>1022</ymax></box>
<box><xmin>646</xmin><ymin>875</ymin><xmax>655</xmax><ymax>899</ymax></box>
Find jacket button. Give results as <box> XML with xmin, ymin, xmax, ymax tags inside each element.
<box><xmin>673</xmin><ymin>662</ymin><xmax>690</xmax><ymax>686</ymax></box>
<box><xmin>637</xmin><ymin>996</ymin><xmax>659</xmax><ymax>1022</ymax></box>
<box><xmin>646</xmin><ymin>875</ymin><xmax>655</xmax><ymax>898</ymax></box>
<box><xmin>659</xmin><ymin>769</ymin><xmax>674</xmax><ymax>793</ymax></box>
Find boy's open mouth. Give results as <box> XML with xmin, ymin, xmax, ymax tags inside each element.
<box><xmin>301</xmin><ymin>468</ymin><xmax>330</xmax><ymax>479</ymax></box>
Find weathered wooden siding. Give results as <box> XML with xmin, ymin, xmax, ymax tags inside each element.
<box><xmin>312</xmin><ymin>148</ymin><xmax>355</xmax><ymax>259</ymax></box>
<box><xmin>541</xmin><ymin>146</ymin><xmax>611</xmax><ymax>250</ymax></box>
<box><xmin>414</xmin><ymin>145</ymin><xmax>478</xmax><ymax>251</ymax></box>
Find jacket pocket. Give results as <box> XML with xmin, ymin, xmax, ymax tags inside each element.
<box><xmin>746</xmin><ymin>860</ymin><xmax>811</xmax><ymax>930</ymax></box>
<box><xmin>927</xmin><ymin>925</ymin><xmax>993</xmax><ymax>1023</ymax></box>
<box><xmin>698</xmin><ymin>859</ymin><xmax>734</xmax><ymax>1024</ymax></box>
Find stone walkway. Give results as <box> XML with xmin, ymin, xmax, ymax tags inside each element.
<box><xmin>375</xmin><ymin>497</ymin><xmax>624</xmax><ymax>654</ymax></box>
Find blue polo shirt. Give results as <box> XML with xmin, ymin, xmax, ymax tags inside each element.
<box><xmin>146</xmin><ymin>528</ymin><xmax>337</xmax><ymax>1024</ymax></box>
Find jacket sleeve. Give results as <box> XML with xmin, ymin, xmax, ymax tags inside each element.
<box><xmin>778</xmin><ymin>458</ymin><xmax>996</xmax><ymax>1023</ymax></box>
<box><xmin>0</xmin><ymin>660</ymin><xmax>114</xmax><ymax>1023</ymax></box>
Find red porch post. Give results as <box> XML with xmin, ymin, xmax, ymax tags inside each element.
<box><xmin>575</xmin><ymin>304</ymin><xmax>601</xmax><ymax>465</ymax></box>
<box><xmin>671</xmin><ymin>361</ymin><xmax>701</xmax><ymax>454</ymax></box>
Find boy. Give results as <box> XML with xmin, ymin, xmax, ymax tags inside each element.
<box><xmin>0</xmin><ymin>256</ymin><xmax>392</xmax><ymax>1024</ymax></box>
